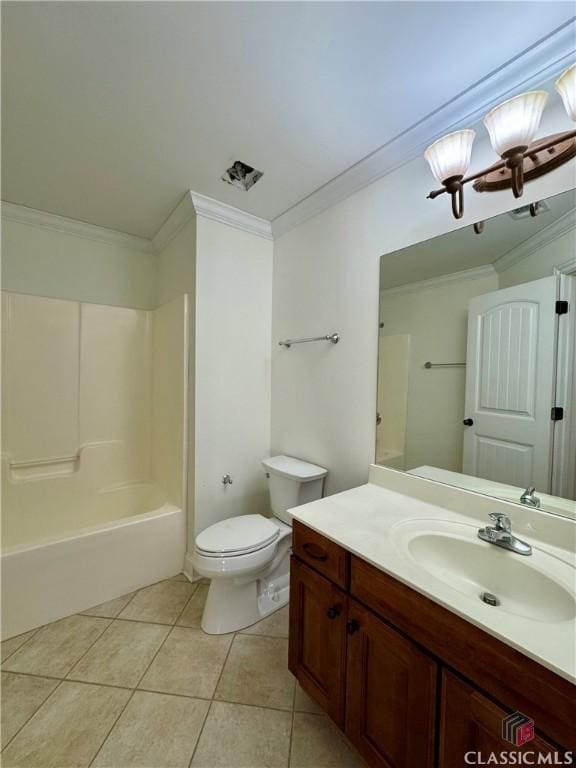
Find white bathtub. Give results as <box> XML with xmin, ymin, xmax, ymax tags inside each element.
<box><xmin>1</xmin><ymin>502</ymin><xmax>186</xmax><ymax>639</ymax></box>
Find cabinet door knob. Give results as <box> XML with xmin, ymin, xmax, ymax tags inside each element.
<box><xmin>347</xmin><ymin>619</ymin><xmax>360</xmax><ymax>635</ymax></box>
<box><xmin>327</xmin><ymin>605</ymin><xmax>342</xmax><ymax>620</ymax></box>
<box><xmin>463</xmin><ymin>418</ymin><xmax>474</xmax><ymax>426</ymax></box>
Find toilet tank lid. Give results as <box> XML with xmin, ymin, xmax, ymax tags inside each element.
<box><xmin>262</xmin><ymin>455</ymin><xmax>328</xmax><ymax>481</ymax></box>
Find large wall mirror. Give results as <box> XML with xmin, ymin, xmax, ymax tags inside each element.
<box><xmin>377</xmin><ymin>188</ymin><xmax>576</xmax><ymax>520</ymax></box>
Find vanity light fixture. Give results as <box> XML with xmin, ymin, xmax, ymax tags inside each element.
<box><xmin>425</xmin><ymin>63</ymin><xmax>576</xmax><ymax>219</ymax></box>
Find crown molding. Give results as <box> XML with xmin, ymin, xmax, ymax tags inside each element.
<box><xmin>1</xmin><ymin>201</ymin><xmax>152</xmax><ymax>253</ymax></box>
<box><xmin>190</xmin><ymin>191</ymin><xmax>273</xmax><ymax>241</ymax></box>
<box><xmin>151</xmin><ymin>191</ymin><xmax>273</xmax><ymax>253</ymax></box>
<box><xmin>151</xmin><ymin>192</ymin><xmax>196</xmax><ymax>254</ymax></box>
<box><xmin>272</xmin><ymin>20</ymin><xmax>576</xmax><ymax>238</ymax></box>
<box><xmin>554</xmin><ymin>256</ymin><xmax>576</xmax><ymax>276</ymax></box>
<box><xmin>493</xmin><ymin>206</ymin><xmax>576</xmax><ymax>274</ymax></box>
<box><xmin>381</xmin><ymin>264</ymin><xmax>496</xmax><ymax>297</ymax></box>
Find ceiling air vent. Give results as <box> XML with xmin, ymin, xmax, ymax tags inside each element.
<box><xmin>221</xmin><ymin>161</ymin><xmax>263</xmax><ymax>191</ymax></box>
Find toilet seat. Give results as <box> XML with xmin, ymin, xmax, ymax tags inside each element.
<box><xmin>196</xmin><ymin>514</ymin><xmax>280</xmax><ymax>558</ymax></box>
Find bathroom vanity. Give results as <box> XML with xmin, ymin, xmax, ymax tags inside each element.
<box><xmin>288</xmin><ymin>469</ymin><xmax>576</xmax><ymax>767</ymax></box>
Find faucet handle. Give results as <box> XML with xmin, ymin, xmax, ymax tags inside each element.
<box><xmin>489</xmin><ymin>512</ymin><xmax>511</xmax><ymax>532</ymax></box>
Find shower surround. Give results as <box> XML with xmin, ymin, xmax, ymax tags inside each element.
<box><xmin>1</xmin><ymin>292</ymin><xmax>189</xmax><ymax>637</ymax></box>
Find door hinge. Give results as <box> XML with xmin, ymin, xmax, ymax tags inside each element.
<box><xmin>551</xmin><ymin>406</ymin><xmax>564</xmax><ymax>421</ymax></box>
<box><xmin>556</xmin><ymin>300</ymin><xmax>568</xmax><ymax>315</ymax></box>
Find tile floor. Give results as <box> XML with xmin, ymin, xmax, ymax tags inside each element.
<box><xmin>1</xmin><ymin>575</ymin><xmax>364</xmax><ymax>768</ymax></box>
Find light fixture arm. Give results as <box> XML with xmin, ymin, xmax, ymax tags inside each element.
<box><xmin>503</xmin><ymin>150</ymin><xmax>526</xmax><ymax>198</ymax></box>
<box><xmin>427</xmin><ymin>128</ymin><xmax>576</xmax><ymax>205</ymax></box>
<box><xmin>443</xmin><ymin>177</ymin><xmax>464</xmax><ymax>218</ymax></box>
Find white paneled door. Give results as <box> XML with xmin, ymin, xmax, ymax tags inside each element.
<box><xmin>462</xmin><ymin>276</ymin><xmax>558</xmax><ymax>492</ymax></box>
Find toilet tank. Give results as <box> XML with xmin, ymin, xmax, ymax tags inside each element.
<box><xmin>262</xmin><ymin>455</ymin><xmax>328</xmax><ymax>526</ymax></box>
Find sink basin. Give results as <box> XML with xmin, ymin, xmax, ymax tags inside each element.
<box><xmin>392</xmin><ymin>520</ymin><xmax>576</xmax><ymax>623</ymax></box>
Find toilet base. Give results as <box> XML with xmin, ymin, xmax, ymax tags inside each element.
<box><xmin>201</xmin><ymin>570</ymin><xmax>290</xmax><ymax>635</ymax></box>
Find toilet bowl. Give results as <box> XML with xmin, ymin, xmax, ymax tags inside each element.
<box><xmin>192</xmin><ymin>455</ymin><xmax>328</xmax><ymax>634</ymax></box>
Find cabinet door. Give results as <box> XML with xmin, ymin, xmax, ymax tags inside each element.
<box><xmin>346</xmin><ymin>599</ymin><xmax>437</xmax><ymax>768</ymax></box>
<box><xmin>439</xmin><ymin>671</ymin><xmax>563</xmax><ymax>768</ymax></box>
<box><xmin>289</xmin><ymin>556</ymin><xmax>347</xmax><ymax>727</ymax></box>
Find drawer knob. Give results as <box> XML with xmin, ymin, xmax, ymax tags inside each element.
<box><xmin>327</xmin><ymin>605</ymin><xmax>342</xmax><ymax>620</ymax></box>
<box><xmin>302</xmin><ymin>542</ymin><xmax>328</xmax><ymax>561</ymax></box>
<box><xmin>347</xmin><ymin>619</ymin><xmax>360</xmax><ymax>635</ymax></box>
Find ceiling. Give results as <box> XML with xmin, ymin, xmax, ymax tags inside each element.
<box><xmin>380</xmin><ymin>188</ymin><xmax>576</xmax><ymax>290</ymax></box>
<box><xmin>2</xmin><ymin>2</ymin><xmax>575</xmax><ymax>238</ymax></box>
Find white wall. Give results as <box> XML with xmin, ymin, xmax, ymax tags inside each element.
<box><xmin>156</xmin><ymin>218</ymin><xmax>197</xmax><ymax>305</ymax></box>
<box><xmin>379</xmin><ymin>271</ymin><xmax>498</xmax><ymax>474</ymax></box>
<box><xmin>271</xmin><ymin>101</ymin><xmax>575</xmax><ymax>496</ymax></box>
<box><xmin>499</xmin><ymin>226</ymin><xmax>576</xmax><ymax>289</ymax></box>
<box><xmin>154</xmin><ymin>218</ymin><xmax>197</xmax><ymax>552</ymax></box>
<box><xmin>2</xmin><ymin>218</ymin><xmax>156</xmax><ymax>309</ymax></box>
<box><xmin>194</xmin><ymin>216</ymin><xmax>273</xmax><ymax>535</ymax></box>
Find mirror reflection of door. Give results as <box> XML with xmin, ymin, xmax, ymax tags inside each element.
<box><xmin>376</xmin><ymin>188</ymin><xmax>576</xmax><ymax>520</ymax></box>
<box><xmin>462</xmin><ymin>276</ymin><xmax>558</xmax><ymax>492</ymax></box>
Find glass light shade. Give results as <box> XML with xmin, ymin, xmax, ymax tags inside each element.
<box><xmin>555</xmin><ymin>63</ymin><xmax>576</xmax><ymax>121</ymax></box>
<box><xmin>424</xmin><ymin>129</ymin><xmax>475</xmax><ymax>184</ymax></box>
<box><xmin>483</xmin><ymin>91</ymin><xmax>548</xmax><ymax>156</ymax></box>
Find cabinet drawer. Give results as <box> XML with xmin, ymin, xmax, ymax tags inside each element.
<box><xmin>439</xmin><ymin>671</ymin><xmax>565</xmax><ymax>767</ymax></box>
<box><xmin>292</xmin><ymin>520</ymin><xmax>349</xmax><ymax>588</ymax></box>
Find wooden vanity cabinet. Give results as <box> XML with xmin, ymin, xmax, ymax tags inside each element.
<box><xmin>289</xmin><ymin>556</ymin><xmax>437</xmax><ymax>767</ymax></box>
<box><xmin>289</xmin><ymin>521</ymin><xmax>575</xmax><ymax>768</ymax></box>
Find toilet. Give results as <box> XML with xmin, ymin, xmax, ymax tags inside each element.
<box><xmin>192</xmin><ymin>455</ymin><xmax>328</xmax><ymax>634</ymax></box>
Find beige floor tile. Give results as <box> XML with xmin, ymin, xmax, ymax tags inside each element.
<box><xmin>290</xmin><ymin>713</ymin><xmax>365</xmax><ymax>768</ymax></box>
<box><xmin>215</xmin><ymin>635</ymin><xmax>294</xmax><ymax>710</ymax></box>
<box><xmin>119</xmin><ymin>580</ymin><xmax>196</xmax><ymax>624</ymax></box>
<box><xmin>0</xmin><ymin>673</ymin><xmax>59</xmax><ymax>748</ymax></box>
<box><xmin>67</xmin><ymin>620</ymin><xmax>170</xmax><ymax>688</ymax></box>
<box><xmin>1</xmin><ymin>630</ymin><xmax>38</xmax><ymax>663</ymax></box>
<box><xmin>191</xmin><ymin>701</ymin><xmax>291</xmax><ymax>768</ymax></box>
<box><xmin>81</xmin><ymin>592</ymin><xmax>136</xmax><ymax>618</ymax></box>
<box><xmin>2</xmin><ymin>615</ymin><xmax>110</xmax><ymax>678</ymax></box>
<box><xmin>294</xmin><ymin>684</ymin><xmax>324</xmax><ymax>714</ymax></box>
<box><xmin>176</xmin><ymin>584</ymin><xmax>208</xmax><ymax>628</ymax></box>
<box><xmin>139</xmin><ymin>627</ymin><xmax>232</xmax><ymax>698</ymax></box>
<box><xmin>0</xmin><ymin>681</ymin><xmax>130</xmax><ymax>768</ymax></box>
<box><xmin>241</xmin><ymin>605</ymin><xmax>289</xmax><ymax>638</ymax></box>
<box><xmin>93</xmin><ymin>691</ymin><xmax>209</xmax><ymax>768</ymax></box>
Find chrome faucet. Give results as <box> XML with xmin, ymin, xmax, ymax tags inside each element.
<box><xmin>520</xmin><ymin>486</ymin><xmax>541</xmax><ymax>508</ymax></box>
<box><xmin>478</xmin><ymin>513</ymin><xmax>532</xmax><ymax>556</ymax></box>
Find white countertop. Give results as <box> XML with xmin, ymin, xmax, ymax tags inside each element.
<box><xmin>289</xmin><ymin>478</ymin><xmax>576</xmax><ymax>684</ymax></box>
